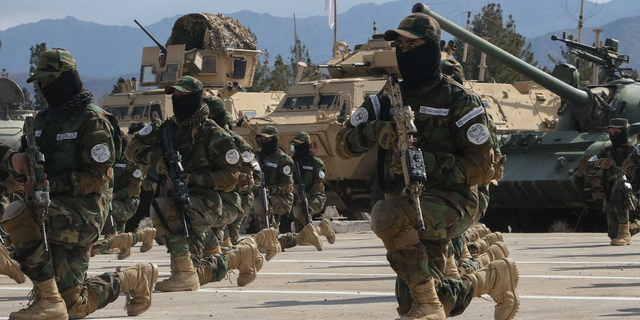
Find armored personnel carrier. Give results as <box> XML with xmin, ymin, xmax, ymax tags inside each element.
<box><xmin>236</xmin><ymin>25</ymin><xmax>562</xmax><ymax>218</ymax></box>
<box><xmin>415</xmin><ymin>3</ymin><xmax>640</xmax><ymax>231</ymax></box>
<box><xmin>101</xmin><ymin>13</ymin><xmax>283</xmax><ymax>130</ymax></box>
<box><xmin>0</xmin><ymin>78</ymin><xmax>33</xmax><ymax>149</ymax></box>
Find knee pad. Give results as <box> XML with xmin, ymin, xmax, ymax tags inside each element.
<box><xmin>371</xmin><ymin>199</ymin><xmax>420</xmax><ymax>252</ymax></box>
<box><xmin>150</xmin><ymin>198</ymin><xmax>184</xmax><ymax>236</ymax></box>
<box><xmin>2</xmin><ymin>201</ymin><xmax>41</xmax><ymax>244</ymax></box>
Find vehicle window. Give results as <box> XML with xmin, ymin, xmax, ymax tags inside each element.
<box><xmin>318</xmin><ymin>95</ymin><xmax>336</xmax><ymax>109</ymax></box>
<box><xmin>241</xmin><ymin>111</ymin><xmax>257</xmax><ymax>118</ymax></box>
<box><xmin>132</xmin><ymin>106</ymin><xmax>149</xmax><ymax>117</ymax></box>
<box><xmin>283</xmin><ymin>96</ymin><xmax>315</xmax><ymax>109</ymax></box>
<box><xmin>103</xmin><ymin>106</ymin><xmax>129</xmax><ymax>117</ymax></box>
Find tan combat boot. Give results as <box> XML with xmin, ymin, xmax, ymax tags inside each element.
<box><xmin>136</xmin><ymin>228</ymin><xmax>156</xmax><ymax>253</ymax></box>
<box><xmin>154</xmin><ymin>254</ymin><xmax>200</xmax><ymax>292</ymax></box>
<box><xmin>226</xmin><ymin>242</ymin><xmax>262</xmax><ymax>287</ymax></box>
<box><xmin>468</xmin><ymin>232</ymin><xmax>504</xmax><ymax>257</ymax></box>
<box><xmin>0</xmin><ymin>245</ymin><xmax>26</xmax><ymax>284</ymax></box>
<box><xmin>477</xmin><ymin>242</ymin><xmax>510</xmax><ymax>267</ymax></box>
<box><xmin>460</xmin><ymin>241</ymin><xmax>473</xmax><ymax>259</ymax></box>
<box><xmin>9</xmin><ymin>278</ymin><xmax>68</xmax><ymax>320</ymax></box>
<box><xmin>203</xmin><ymin>244</ymin><xmax>222</xmax><ymax>256</ymax></box>
<box><xmin>611</xmin><ymin>223</ymin><xmax>632</xmax><ymax>246</ymax></box>
<box><xmin>295</xmin><ymin>224</ymin><xmax>323</xmax><ymax>251</ymax></box>
<box><xmin>395</xmin><ymin>278</ymin><xmax>446</xmax><ymax>320</ymax></box>
<box><xmin>117</xmin><ymin>263</ymin><xmax>159</xmax><ymax>316</ymax></box>
<box><xmin>222</xmin><ymin>236</ymin><xmax>233</xmax><ymax>247</ymax></box>
<box><xmin>444</xmin><ymin>254</ymin><xmax>461</xmax><ymax>279</ymax></box>
<box><xmin>106</xmin><ymin>232</ymin><xmax>133</xmax><ymax>260</ymax></box>
<box><xmin>316</xmin><ymin>219</ymin><xmax>336</xmax><ymax>244</ymax></box>
<box><xmin>466</xmin><ymin>258</ymin><xmax>519</xmax><ymax>320</ymax></box>
<box><xmin>241</xmin><ymin>227</ymin><xmax>281</xmax><ymax>261</ymax></box>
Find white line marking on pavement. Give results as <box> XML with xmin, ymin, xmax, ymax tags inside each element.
<box><xmin>90</xmin><ymin>259</ymin><xmax>640</xmax><ymax>265</ymax></box>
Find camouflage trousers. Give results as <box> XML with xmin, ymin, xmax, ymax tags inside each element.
<box><xmin>194</xmin><ymin>252</ymin><xmax>229</xmax><ymax>283</ymax></box>
<box><xmin>110</xmin><ymin>197</ymin><xmax>140</xmax><ymax>233</ymax></box>
<box><xmin>379</xmin><ymin>190</ymin><xmax>480</xmax><ymax>316</ymax></box>
<box><xmin>449</xmin><ymin>235</ymin><xmax>481</xmax><ymax>275</ymax></box>
<box><xmin>150</xmin><ymin>195</ymin><xmax>220</xmax><ymax>259</ymax></box>
<box><xmin>292</xmin><ymin>193</ymin><xmax>327</xmax><ymax>232</ymax></box>
<box><xmin>2</xmin><ymin>196</ymin><xmax>121</xmax><ymax>314</ymax></box>
<box><xmin>226</xmin><ymin>192</ymin><xmax>254</xmax><ymax>244</ymax></box>
<box><xmin>254</xmin><ymin>193</ymin><xmax>293</xmax><ymax>230</ymax></box>
<box><xmin>204</xmin><ymin>201</ymin><xmax>241</xmax><ymax>251</ymax></box>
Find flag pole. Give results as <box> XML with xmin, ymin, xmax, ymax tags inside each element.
<box><xmin>333</xmin><ymin>0</ymin><xmax>337</xmax><ymax>44</ymax></box>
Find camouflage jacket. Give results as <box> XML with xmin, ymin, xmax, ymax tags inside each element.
<box><xmin>292</xmin><ymin>154</ymin><xmax>326</xmax><ymax>199</ymax></box>
<box><xmin>112</xmin><ymin>155</ymin><xmax>143</xmax><ymax>201</ymax></box>
<box><xmin>622</xmin><ymin>145</ymin><xmax>640</xmax><ymax>182</ymax></box>
<box><xmin>126</xmin><ymin>117</ymin><xmax>241</xmax><ymax>211</ymax></box>
<box><xmin>588</xmin><ymin>144</ymin><xmax>635</xmax><ymax>200</ymax></box>
<box><xmin>256</xmin><ymin>148</ymin><xmax>294</xmax><ymax>196</ymax></box>
<box><xmin>340</xmin><ymin>74</ymin><xmax>495</xmax><ymax>208</ymax></box>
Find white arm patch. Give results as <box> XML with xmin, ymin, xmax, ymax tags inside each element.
<box><xmin>225</xmin><ymin>149</ymin><xmax>240</xmax><ymax>164</ymax></box>
<box><xmin>133</xmin><ymin>169</ymin><xmax>142</xmax><ymax>178</ymax></box>
<box><xmin>139</xmin><ymin>125</ymin><xmax>153</xmax><ymax>136</ymax></box>
<box><xmin>456</xmin><ymin>107</ymin><xmax>486</xmax><ymax>127</ymax></box>
<box><xmin>241</xmin><ymin>151</ymin><xmax>254</xmax><ymax>163</ymax></box>
<box><xmin>467</xmin><ymin>124</ymin><xmax>490</xmax><ymax>145</ymax></box>
<box><xmin>319</xmin><ymin>171</ymin><xmax>325</xmax><ymax>179</ymax></box>
<box><xmin>350</xmin><ymin>107</ymin><xmax>369</xmax><ymax>126</ymax></box>
<box><xmin>282</xmin><ymin>165</ymin><xmax>291</xmax><ymax>175</ymax></box>
<box><xmin>91</xmin><ymin>144</ymin><xmax>111</xmax><ymax>163</ymax></box>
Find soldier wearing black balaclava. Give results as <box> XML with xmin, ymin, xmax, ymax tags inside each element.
<box><xmin>588</xmin><ymin>118</ymin><xmax>640</xmax><ymax>245</ymax></box>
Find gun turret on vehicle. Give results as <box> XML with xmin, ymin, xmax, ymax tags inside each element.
<box><xmin>414</xmin><ymin>3</ymin><xmax>640</xmax><ymax>231</ymax></box>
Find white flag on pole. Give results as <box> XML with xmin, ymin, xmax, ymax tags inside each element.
<box><xmin>325</xmin><ymin>0</ymin><xmax>335</xmax><ymax>29</ymax></box>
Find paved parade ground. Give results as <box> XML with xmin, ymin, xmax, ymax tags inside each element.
<box><xmin>2</xmin><ymin>232</ymin><xmax>640</xmax><ymax>319</ymax></box>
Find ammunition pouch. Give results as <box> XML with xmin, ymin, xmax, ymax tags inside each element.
<box><xmin>371</xmin><ymin>199</ymin><xmax>420</xmax><ymax>251</ymax></box>
<box><xmin>150</xmin><ymin>197</ymin><xmax>185</xmax><ymax>236</ymax></box>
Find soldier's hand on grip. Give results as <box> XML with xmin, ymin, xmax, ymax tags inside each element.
<box><xmin>376</xmin><ymin>121</ymin><xmax>397</xmax><ymax>150</ymax></box>
<box><xmin>595</xmin><ymin>158</ymin><xmax>613</xmax><ymax>169</ymax></box>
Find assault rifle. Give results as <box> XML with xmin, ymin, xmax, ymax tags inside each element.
<box><xmin>161</xmin><ymin>129</ymin><xmax>191</xmax><ymax>237</ymax></box>
<box><xmin>293</xmin><ymin>162</ymin><xmax>311</xmax><ymax>225</ymax></box>
<box><xmin>259</xmin><ymin>172</ymin><xmax>271</xmax><ymax>228</ymax></box>
<box><xmin>387</xmin><ymin>74</ymin><xmax>428</xmax><ymax>231</ymax></box>
<box><xmin>23</xmin><ymin>116</ymin><xmax>50</xmax><ymax>254</ymax></box>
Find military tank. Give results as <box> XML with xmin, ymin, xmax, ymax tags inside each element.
<box><xmin>235</xmin><ymin>23</ymin><xmax>563</xmax><ymax>219</ymax></box>
<box><xmin>415</xmin><ymin>3</ymin><xmax>640</xmax><ymax>232</ymax></box>
<box><xmin>101</xmin><ymin>13</ymin><xmax>283</xmax><ymax>131</ymax></box>
<box><xmin>0</xmin><ymin>78</ymin><xmax>33</xmax><ymax>149</ymax></box>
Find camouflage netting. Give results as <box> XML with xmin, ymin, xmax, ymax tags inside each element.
<box><xmin>166</xmin><ymin>13</ymin><xmax>256</xmax><ymax>53</ymax></box>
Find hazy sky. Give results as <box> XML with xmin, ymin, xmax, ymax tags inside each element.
<box><xmin>0</xmin><ymin>0</ymin><xmax>395</xmax><ymax>31</ymax></box>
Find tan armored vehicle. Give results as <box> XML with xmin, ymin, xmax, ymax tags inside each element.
<box><xmin>0</xmin><ymin>78</ymin><xmax>33</xmax><ymax>149</ymax></box>
<box><xmin>236</xmin><ymin>28</ymin><xmax>562</xmax><ymax>217</ymax></box>
<box><xmin>101</xmin><ymin>13</ymin><xmax>283</xmax><ymax>130</ymax></box>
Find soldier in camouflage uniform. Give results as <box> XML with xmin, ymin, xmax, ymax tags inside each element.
<box><xmin>253</xmin><ymin>126</ymin><xmax>323</xmax><ymax>251</ymax></box>
<box><xmin>336</xmin><ymin>14</ymin><xmax>518</xmax><ymax>320</ymax></box>
<box><xmin>290</xmin><ymin>132</ymin><xmax>335</xmax><ymax>245</ymax></box>
<box><xmin>126</xmin><ymin>76</ymin><xmax>262</xmax><ymax>291</ymax></box>
<box><xmin>589</xmin><ymin>118</ymin><xmax>639</xmax><ymax>245</ymax></box>
<box><xmin>90</xmin><ymin>132</ymin><xmax>156</xmax><ymax>260</ymax></box>
<box><xmin>3</xmin><ymin>48</ymin><xmax>157</xmax><ymax>320</ymax></box>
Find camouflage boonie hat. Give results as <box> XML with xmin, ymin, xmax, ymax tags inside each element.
<box><xmin>256</xmin><ymin>125</ymin><xmax>279</xmax><ymax>138</ymax></box>
<box><xmin>441</xmin><ymin>59</ymin><xmax>464</xmax><ymax>84</ymax></box>
<box><xmin>205</xmin><ymin>96</ymin><xmax>225</xmax><ymax>112</ymax></box>
<box><xmin>165</xmin><ymin>76</ymin><xmax>203</xmax><ymax>94</ymax></box>
<box><xmin>383</xmin><ymin>13</ymin><xmax>440</xmax><ymax>43</ymax></box>
<box><xmin>26</xmin><ymin>48</ymin><xmax>77</xmax><ymax>83</ymax></box>
<box><xmin>608</xmin><ymin>118</ymin><xmax>628</xmax><ymax>128</ymax></box>
<box><xmin>292</xmin><ymin>132</ymin><xmax>310</xmax><ymax>144</ymax></box>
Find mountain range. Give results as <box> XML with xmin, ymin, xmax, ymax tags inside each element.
<box><xmin>1</xmin><ymin>0</ymin><xmax>640</xmax><ymax>99</ymax></box>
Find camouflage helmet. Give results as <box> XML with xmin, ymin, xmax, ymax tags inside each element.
<box><xmin>292</xmin><ymin>132</ymin><xmax>310</xmax><ymax>144</ymax></box>
<box><xmin>26</xmin><ymin>48</ymin><xmax>78</xmax><ymax>83</ymax></box>
<box><xmin>256</xmin><ymin>125</ymin><xmax>279</xmax><ymax>138</ymax></box>
<box><xmin>205</xmin><ymin>96</ymin><xmax>225</xmax><ymax>113</ymax></box>
<box><xmin>441</xmin><ymin>59</ymin><xmax>464</xmax><ymax>84</ymax></box>
<box><xmin>165</xmin><ymin>75</ymin><xmax>203</xmax><ymax>94</ymax></box>
<box><xmin>608</xmin><ymin>118</ymin><xmax>628</xmax><ymax>128</ymax></box>
<box><xmin>383</xmin><ymin>13</ymin><xmax>440</xmax><ymax>43</ymax></box>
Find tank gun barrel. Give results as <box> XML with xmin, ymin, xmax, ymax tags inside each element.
<box><xmin>413</xmin><ymin>3</ymin><xmax>590</xmax><ymax>109</ymax></box>
<box><xmin>134</xmin><ymin>19</ymin><xmax>167</xmax><ymax>55</ymax></box>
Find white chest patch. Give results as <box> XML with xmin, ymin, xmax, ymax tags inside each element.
<box><xmin>57</xmin><ymin>132</ymin><xmax>77</xmax><ymax>141</ymax></box>
<box><xmin>133</xmin><ymin>169</ymin><xmax>142</xmax><ymax>178</ymax></box>
<box><xmin>241</xmin><ymin>151</ymin><xmax>254</xmax><ymax>163</ymax></box>
<box><xmin>350</xmin><ymin>107</ymin><xmax>369</xmax><ymax>126</ymax></box>
<box><xmin>319</xmin><ymin>171</ymin><xmax>325</xmax><ymax>179</ymax></box>
<box><xmin>139</xmin><ymin>125</ymin><xmax>153</xmax><ymax>136</ymax></box>
<box><xmin>266</xmin><ymin>162</ymin><xmax>278</xmax><ymax>168</ymax></box>
<box><xmin>35</xmin><ymin>130</ymin><xmax>42</xmax><ymax>137</ymax></box>
<box><xmin>467</xmin><ymin>124</ymin><xmax>490</xmax><ymax>145</ymax></box>
<box><xmin>225</xmin><ymin>149</ymin><xmax>240</xmax><ymax>164</ymax></box>
<box><xmin>420</xmin><ymin>106</ymin><xmax>449</xmax><ymax>116</ymax></box>
<box><xmin>456</xmin><ymin>107</ymin><xmax>486</xmax><ymax>127</ymax></box>
<box><xmin>303</xmin><ymin>165</ymin><xmax>313</xmax><ymax>170</ymax></box>
<box><xmin>115</xmin><ymin>163</ymin><xmax>127</xmax><ymax>168</ymax></box>
<box><xmin>91</xmin><ymin>144</ymin><xmax>111</xmax><ymax>163</ymax></box>
<box><xmin>283</xmin><ymin>165</ymin><xmax>291</xmax><ymax>175</ymax></box>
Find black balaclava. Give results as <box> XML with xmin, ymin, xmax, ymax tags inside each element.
<box><xmin>610</xmin><ymin>128</ymin><xmax>628</xmax><ymax>148</ymax></box>
<box><xmin>294</xmin><ymin>142</ymin><xmax>311</xmax><ymax>158</ymax></box>
<box><xmin>172</xmin><ymin>91</ymin><xmax>204</xmax><ymax>119</ymax></box>
<box><xmin>260</xmin><ymin>137</ymin><xmax>279</xmax><ymax>155</ymax></box>
<box><xmin>39</xmin><ymin>70</ymin><xmax>83</xmax><ymax>107</ymax></box>
<box><xmin>211</xmin><ymin>110</ymin><xmax>226</xmax><ymax>127</ymax></box>
<box><xmin>395</xmin><ymin>39</ymin><xmax>441</xmax><ymax>90</ymax></box>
